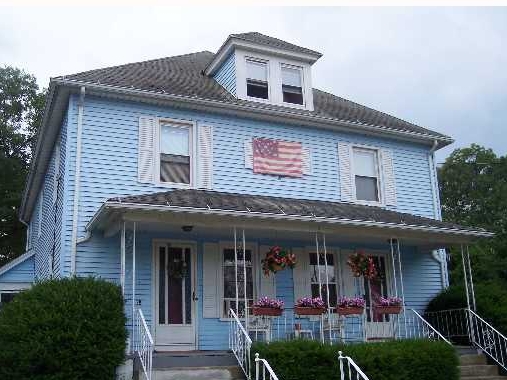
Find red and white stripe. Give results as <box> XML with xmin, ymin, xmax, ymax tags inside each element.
<box><xmin>253</xmin><ymin>139</ymin><xmax>303</xmax><ymax>177</ymax></box>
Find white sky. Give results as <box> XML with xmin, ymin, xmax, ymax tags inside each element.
<box><xmin>1</xmin><ymin>6</ymin><xmax>506</xmax><ymax>162</ymax></box>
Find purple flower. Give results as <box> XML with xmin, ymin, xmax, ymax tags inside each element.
<box><xmin>296</xmin><ymin>296</ymin><xmax>325</xmax><ymax>308</ymax></box>
<box><xmin>254</xmin><ymin>296</ymin><xmax>284</xmax><ymax>309</ymax></box>
<box><xmin>378</xmin><ymin>296</ymin><xmax>402</xmax><ymax>306</ymax></box>
<box><xmin>337</xmin><ymin>296</ymin><xmax>366</xmax><ymax>308</ymax></box>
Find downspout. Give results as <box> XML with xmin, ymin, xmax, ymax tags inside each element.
<box><xmin>70</xmin><ymin>86</ymin><xmax>86</xmax><ymax>275</ymax></box>
<box><xmin>428</xmin><ymin>139</ymin><xmax>448</xmax><ymax>288</ymax></box>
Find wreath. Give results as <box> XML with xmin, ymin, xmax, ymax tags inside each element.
<box><xmin>261</xmin><ymin>246</ymin><xmax>296</xmax><ymax>276</ymax></box>
<box><xmin>347</xmin><ymin>250</ymin><xmax>377</xmax><ymax>280</ymax></box>
<box><xmin>168</xmin><ymin>258</ymin><xmax>187</xmax><ymax>279</ymax></box>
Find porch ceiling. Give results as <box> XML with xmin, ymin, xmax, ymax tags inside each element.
<box><xmin>88</xmin><ymin>189</ymin><xmax>493</xmax><ymax>247</ymax></box>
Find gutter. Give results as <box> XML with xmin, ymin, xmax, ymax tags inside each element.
<box><xmin>87</xmin><ymin>201</ymin><xmax>495</xmax><ymax>239</ymax></box>
<box><xmin>70</xmin><ymin>86</ymin><xmax>86</xmax><ymax>275</ymax></box>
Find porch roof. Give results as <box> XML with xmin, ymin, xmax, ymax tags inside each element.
<box><xmin>87</xmin><ymin>189</ymin><xmax>492</xmax><ymax>245</ymax></box>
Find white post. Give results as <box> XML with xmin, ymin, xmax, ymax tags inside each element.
<box><xmin>242</xmin><ymin>228</ymin><xmax>248</xmax><ymax>332</ymax></box>
<box><xmin>389</xmin><ymin>238</ymin><xmax>398</xmax><ymax>297</ymax></box>
<box><xmin>315</xmin><ymin>231</ymin><xmax>324</xmax><ymax>343</ymax></box>
<box><xmin>322</xmin><ymin>233</ymin><xmax>332</xmax><ymax>343</ymax></box>
<box><xmin>396</xmin><ymin>239</ymin><xmax>407</xmax><ymax>338</ymax></box>
<box><xmin>338</xmin><ymin>351</ymin><xmax>345</xmax><ymax>380</ymax></box>
<box><xmin>461</xmin><ymin>244</ymin><xmax>471</xmax><ymax>311</ymax></box>
<box><xmin>121</xmin><ymin>221</ymin><xmax>126</xmax><ymax>296</ymax></box>
<box><xmin>465</xmin><ymin>245</ymin><xmax>476</xmax><ymax>311</ymax></box>
<box><xmin>234</xmin><ymin>227</ymin><xmax>239</xmax><ymax>316</ymax></box>
<box><xmin>132</xmin><ymin>222</ymin><xmax>136</xmax><ymax>351</ymax></box>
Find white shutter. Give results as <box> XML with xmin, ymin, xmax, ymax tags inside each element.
<box><xmin>138</xmin><ymin>116</ymin><xmax>157</xmax><ymax>183</ymax></box>
<box><xmin>338</xmin><ymin>142</ymin><xmax>354</xmax><ymax>202</ymax></box>
<box><xmin>203</xmin><ymin>243</ymin><xmax>220</xmax><ymax>318</ymax></box>
<box><xmin>258</xmin><ymin>245</ymin><xmax>276</xmax><ymax>298</ymax></box>
<box><xmin>244</xmin><ymin>139</ymin><xmax>253</xmax><ymax>169</ymax></box>
<box><xmin>339</xmin><ymin>249</ymin><xmax>360</xmax><ymax>297</ymax></box>
<box><xmin>198</xmin><ymin>125</ymin><xmax>213</xmax><ymax>189</ymax></box>
<box><xmin>302</xmin><ymin>146</ymin><xmax>311</xmax><ymax>175</ymax></box>
<box><xmin>381</xmin><ymin>149</ymin><xmax>397</xmax><ymax>206</ymax></box>
<box><xmin>292</xmin><ymin>247</ymin><xmax>310</xmax><ymax>302</ymax></box>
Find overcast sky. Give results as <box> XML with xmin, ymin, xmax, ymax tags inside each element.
<box><xmin>1</xmin><ymin>6</ymin><xmax>505</xmax><ymax>161</ymax></box>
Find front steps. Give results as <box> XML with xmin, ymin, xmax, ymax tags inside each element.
<box><xmin>146</xmin><ymin>351</ymin><xmax>245</xmax><ymax>380</ymax></box>
<box><xmin>458</xmin><ymin>346</ymin><xmax>505</xmax><ymax>380</ymax></box>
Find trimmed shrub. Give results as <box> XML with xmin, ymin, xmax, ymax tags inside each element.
<box><xmin>252</xmin><ymin>339</ymin><xmax>459</xmax><ymax>380</ymax></box>
<box><xmin>0</xmin><ymin>277</ymin><xmax>127</xmax><ymax>380</ymax></box>
<box><xmin>426</xmin><ymin>282</ymin><xmax>507</xmax><ymax>335</ymax></box>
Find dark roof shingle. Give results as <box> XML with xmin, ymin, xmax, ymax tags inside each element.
<box><xmin>229</xmin><ymin>32</ymin><xmax>322</xmax><ymax>57</ymax></box>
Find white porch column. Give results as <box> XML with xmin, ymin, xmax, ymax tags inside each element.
<box><xmin>395</xmin><ymin>239</ymin><xmax>407</xmax><ymax>338</ymax></box>
<box><xmin>131</xmin><ymin>221</ymin><xmax>136</xmax><ymax>343</ymax></box>
<box><xmin>120</xmin><ymin>221</ymin><xmax>125</xmax><ymax>296</ymax></box>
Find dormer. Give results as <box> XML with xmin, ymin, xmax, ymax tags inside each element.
<box><xmin>205</xmin><ymin>32</ymin><xmax>322</xmax><ymax>111</ymax></box>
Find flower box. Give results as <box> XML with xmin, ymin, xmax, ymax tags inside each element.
<box><xmin>336</xmin><ymin>306</ymin><xmax>364</xmax><ymax>316</ymax></box>
<box><xmin>252</xmin><ymin>306</ymin><xmax>283</xmax><ymax>317</ymax></box>
<box><xmin>374</xmin><ymin>305</ymin><xmax>402</xmax><ymax>315</ymax></box>
<box><xmin>294</xmin><ymin>306</ymin><xmax>326</xmax><ymax>316</ymax></box>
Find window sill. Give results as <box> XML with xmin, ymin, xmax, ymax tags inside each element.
<box><xmin>353</xmin><ymin>199</ymin><xmax>385</xmax><ymax>208</ymax></box>
<box><xmin>154</xmin><ymin>182</ymin><xmax>193</xmax><ymax>190</ymax></box>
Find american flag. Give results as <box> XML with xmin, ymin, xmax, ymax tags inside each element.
<box><xmin>253</xmin><ymin>138</ymin><xmax>303</xmax><ymax>177</ymax></box>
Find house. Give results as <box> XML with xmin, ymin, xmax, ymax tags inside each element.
<box><xmin>1</xmin><ymin>32</ymin><xmax>491</xmax><ymax>364</ymax></box>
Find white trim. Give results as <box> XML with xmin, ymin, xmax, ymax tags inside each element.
<box><xmin>280</xmin><ymin>63</ymin><xmax>306</xmax><ymax>109</ymax></box>
<box><xmin>52</xmin><ymin>141</ymin><xmax>60</xmax><ymax>205</ymax></box>
<box><xmin>0</xmin><ymin>283</ymin><xmax>32</xmax><ymax>291</ymax></box>
<box><xmin>350</xmin><ymin>144</ymin><xmax>384</xmax><ymax>207</ymax></box>
<box><xmin>0</xmin><ymin>251</ymin><xmax>35</xmax><ymax>277</ymax></box>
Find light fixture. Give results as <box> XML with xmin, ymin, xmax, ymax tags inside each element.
<box><xmin>182</xmin><ymin>225</ymin><xmax>193</xmax><ymax>232</ymax></box>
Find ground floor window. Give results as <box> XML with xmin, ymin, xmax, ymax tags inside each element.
<box><xmin>0</xmin><ymin>291</ymin><xmax>19</xmax><ymax>309</ymax></box>
<box><xmin>222</xmin><ymin>247</ymin><xmax>254</xmax><ymax>318</ymax></box>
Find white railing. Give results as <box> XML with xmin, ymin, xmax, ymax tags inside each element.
<box><xmin>403</xmin><ymin>309</ymin><xmax>451</xmax><ymax>343</ymax></box>
<box><xmin>229</xmin><ymin>308</ymin><xmax>252</xmax><ymax>379</ymax></box>
<box><xmin>254</xmin><ymin>353</ymin><xmax>279</xmax><ymax>380</ymax></box>
<box><xmin>338</xmin><ymin>351</ymin><xmax>370</xmax><ymax>380</ymax></box>
<box><xmin>134</xmin><ymin>308</ymin><xmax>154</xmax><ymax>380</ymax></box>
<box><xmin>425</xmin><ymin>308</ymin><xmax>507</xmax><ymax>371</ymax></box>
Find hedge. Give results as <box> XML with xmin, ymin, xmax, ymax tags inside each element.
<box><xmin>251</xmin><ymin>339</ymin><xmax>459</xmax><ymax>380</ymax></box>
<box><xmin>0</xmin><ymin>277</ymin><xmax>127</xmax><ymax>380</ymax></box>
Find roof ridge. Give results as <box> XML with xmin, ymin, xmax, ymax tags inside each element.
<box><xmin>55</xmin><ymin>50</ymin><xmax>214</xmax><ymax>80</ymax></box>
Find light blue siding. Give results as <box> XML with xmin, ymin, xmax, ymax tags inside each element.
<box><xmin>0</xmin><ymin>255</ymin><xmax>35</xmax><ymax>283</ymax></box>
<box><xmin>213</xmin><ymin>53</ymin><xmax>236</xmax><ymax>96</ymax></box>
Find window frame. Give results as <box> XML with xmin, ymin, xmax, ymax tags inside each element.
<box><xmin>218</xmin><ymin>241</ymin><xmax>258</xmax><ymax>321</ymax></box>
<box><xmin>306</xmin><ymin>249</ymin><xmax>339</xmax><ymax>309</ymax></box>
<box><xmin>280</xmin><ymin>63</ymin><xmax>304</xmax><ymax>106</ymax></box>
<box><xmin>155</xmin><ymin>119</ymin><xmax>197</xmax><ymax>188</ymax></box>
<box><xmin>245</xmin><ymin>57</ymin><xmax>270</xmax><ymax>103</ymax></box>
<box><xmin>351</xmin><ymin>145</ymin><xmax>383</xmax><ymax>206</ymax></box>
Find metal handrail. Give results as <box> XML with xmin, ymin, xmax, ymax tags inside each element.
<box><xmin>338</xmin><ymin>351</ymin><xmax>370</xmax><ymax>380</ymax></box>
<box><xmin>409</xmin><ymin>309</ymin><xmax>451</xmax><ymax>344</ymax></box>
<box><xmin>254</xmin><ymin>353</ymin><xmax>279</xmax><ymax>380</ymax></box>
<box><xmin>134</xmin><ymin>308</ymin><xmax>154</xmax><ymax>380</ymax></box>
<box><xmin>229</xmin><ymin>308</ymin><xmax>252</xmax><ymax>379</ymax></box>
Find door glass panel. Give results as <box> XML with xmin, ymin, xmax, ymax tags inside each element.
<box><xmin>364</xmin><ymin>256</ymin><xmax>388</xmax><ymax>322</ymax></box>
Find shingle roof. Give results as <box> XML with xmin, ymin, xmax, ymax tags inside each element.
<box><xmin>59</xmin><ymin>51</ymin><xmax>448</xmax><ymax>140</ymax></box>
<box><xmin>107</xmin><ymin>189</ymin><xmax>486</xmax><ymax>236</ymax></box>
<box><xmin>229</xmin><ymin>32</ymin><xmax>322</xmax><ymax>57</ymax></box>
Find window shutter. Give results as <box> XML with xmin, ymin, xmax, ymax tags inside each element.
<box><xmin>339</xmin><ymin>249</ymin><xmax>360</xmax><ymax>297</ymax></box>
<box><xmin>138</xmin><ymin>116</ymin><xmax>157</xmax><ymax>184</ymax></box>
<box><xmin>381</xmin><ymin>149</ymin><xmax>397</xmax><ymax>206</ymax></box>
<box><xmin>302</xmin><ymin>147</ymin><xmax>311</xmax><ymax>175</ymax></box>
<box><xmin>292</xmin><ymin>247</ymin><xmax>309</xmax><ymax>302</ymax></box>
<box><xmin>203</xmin><ymin>243</ymin><xmax>220</xmax><ymax>318</ymax></box>
<box><xmin>244</xmin><ymin>139</ymin><xmax>253</xmax><ymax>169</ymax></box>
<box><xmin>338</xmin><ymin>142</ymin><xmax>353</xmax><ymax>202</ymax></box>
<box><xmin>198</xmin><ymin>125</ymin><xmax>213</xmax><ymax>189</ymax></box>
<box><xmin>258</xmin><ymin>245</ymin><xmax>276</xmax><ymax>298</ymax></box>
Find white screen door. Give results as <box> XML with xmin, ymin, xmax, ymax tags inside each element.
<box><xmin>154</xmin><ymin>242</ymin><xmax>197</xmax><ymax>350</ymax></box>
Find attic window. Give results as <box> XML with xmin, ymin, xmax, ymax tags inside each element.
<box><xmin>282</xmin><ymin>65</ymin><xmax>303</xmax><ymax>105</ymax></box>
<box><xmin>246</xmin><ymin>59</ymin><xmax>268</xmax><ymax>99</ymax></box>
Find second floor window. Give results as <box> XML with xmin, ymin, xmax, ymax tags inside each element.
<box><xmin>160</xmin><ymin>123</ymin><xmax>192</xmax><ymax>184</ymax></box>
<box><xmin>246</xmin><ymin>59</ymin><xmax>268</xmax><ymax>100</ymax></box>
<box><xmin>353</xmin><ymin>147</ymin><xmax>380</xmax><ymax>202</ymax></box>
<box><xmin>282</xmin><ymin>65</ymin><xmax>303</xmax><ymax>105</ymax></box>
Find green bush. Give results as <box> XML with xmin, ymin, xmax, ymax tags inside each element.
<box><xmin>426</xmin><ymin>282</ymin><xmax>507</xmax><ymax>335</ymax></box>
<box><xmin>252</xmin><ymin>339</ymin><xmax>458</xmax><ymax>380</ymax></box>
<box><xmin>0</xmin><ymin>277</ymin><xmax>127</xmax><ymax>380</ymax></box>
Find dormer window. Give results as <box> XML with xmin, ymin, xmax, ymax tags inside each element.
<box><xmin>281</xmin><ymin>65</ymin><xmax>303</xmax><ymax>105</ymax></box>
<box><xmin>246</xmin><ymin>59</ymin><xmax>268</xmax><ymax>100</ymax></box>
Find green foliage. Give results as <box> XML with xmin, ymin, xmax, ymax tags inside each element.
<box><xmin>426</xmin><ymin>282</ymin><xmax>507</xmax><ymax>335</ymax></box>
<box><xmin>252</xmin><ymin>339</ymin><xmax>458</xmax><ymax>380</ymax></box>
<box><xmin>0</xmin><ymin>66</ymin><xmax>46</xmax><ymax>266</ymax></box>
<box><xmin>0</xmin><ymin>277</ymin><xmax>127</xmax><ymax>380</ymax></box>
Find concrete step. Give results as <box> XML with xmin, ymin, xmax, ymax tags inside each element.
<box><xmin>460</xmin><ymin>365</ymin><xmax>499</xmax><ymax>378</ymax></box>
<box><xmin>153</xmin><ymin>351</ymin><xmax>238</xmax><ymax>369</ymax></box>
<box><xmin>460</xmin><ymin>377</ymin><xmax>506</xmax><ymax>380</ymax></box>
<box><xmin>153</xmin><ymin>366</ymin><xmax>245</xmax><ymax>380</ymax></box>
<box><xmin>456</xmin><ymin>345</ymin><xmax>480</xmax><ymax>356</ymax></box>
<box><xmin>460</xmin><ymin>354</ymin><xmax>488</xmax><ymax>366</ymax></box>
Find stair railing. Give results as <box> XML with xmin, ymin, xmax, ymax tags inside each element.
<box><xmin>404</xmin><ymin>309</ymin><xmax>451</xmax><ymax>343</ymax></box>
<box><xmin>134</xmin><ymin>307</ymin><xmax>154</xmax><ymax>380</ymax></box>
<box><xmin>229</xmin><ymin>308</ymin><xmax>252</xmax><ymax>379</ymax></box>
<box><xmin>338</xmin><ymin>351</ymin><xmax>370</xmax><ymax>380</ymax></box>
<box><xmin>254</xmin><ymin>353</ymin><xmax>279</xmax><ymax>380</ymax></box>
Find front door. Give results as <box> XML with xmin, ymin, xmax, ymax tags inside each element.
<box><xmin>154</xmin><ymin>241</ymin><xmax>197</xmax><ymax>350</ymax></box>
<box><xmin>363</xmin><ymin>254</ymin><xmax>395</xmax><ymax>340</ymax></box>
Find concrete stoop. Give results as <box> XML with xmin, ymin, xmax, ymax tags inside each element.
<box><xmin>153</xmin><ymin>366</ymin><xmax>245</xmax><ymax>380</ymax></box>
<box><xmin>459</xmin><ymin>348</ymin><xmax>505</xmax><ymax>380</ymax></box>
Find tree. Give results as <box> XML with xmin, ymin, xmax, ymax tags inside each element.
<box><xmin>438</xmin><ymin>144</ymin><xmax>507</xmax><ymax>284</ymax></box>
<box><xmin>0</xmin><ymin>66</ymin><xmax>46</xmax><ymax>266</ymax></box>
